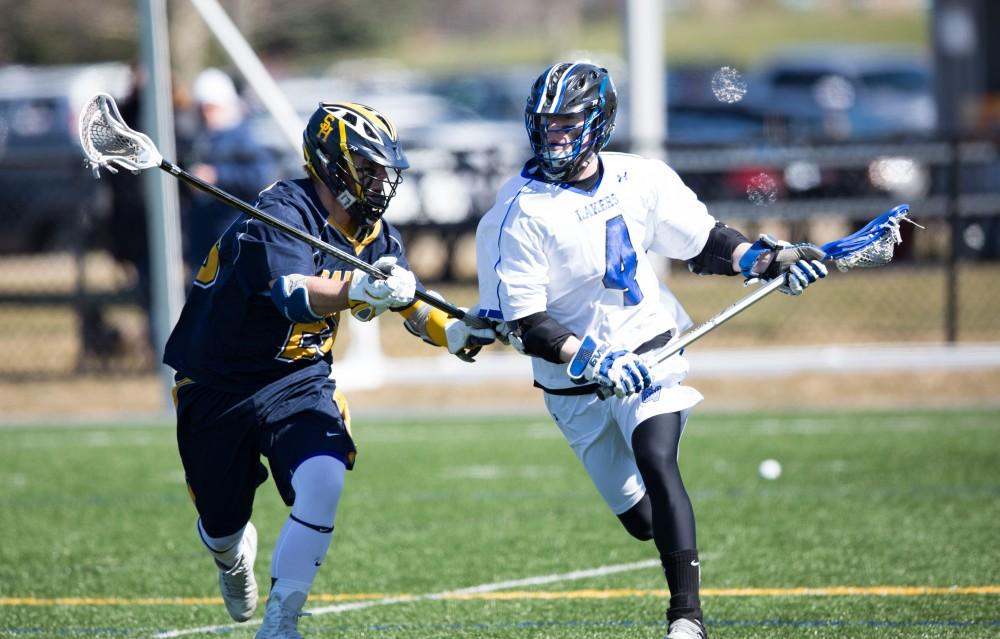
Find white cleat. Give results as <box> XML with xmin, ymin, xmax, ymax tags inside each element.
<box><xmin>256</xmin><ymin>591</ymin><xmax>308</xmax><ymax>639</ymax></box>
<box><xmin>216</xmin><ymin>522</ymin><xmax>258</xmax><ymax>622</ymax></box>
<box><xmin>666</xmin><ymin>617</ymin><xmax>707</xmax><ymax>639</ymax></box>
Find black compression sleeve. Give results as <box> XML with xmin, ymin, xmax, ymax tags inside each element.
<box><xmin>687</xmin><ymin>222</ymin><xmax>750</xmax><ymax>276</ymax></box>
<box><xmin>513</xmin><ymin>311</ymin><xmax>574</xmax><ymax>364</ymax></box>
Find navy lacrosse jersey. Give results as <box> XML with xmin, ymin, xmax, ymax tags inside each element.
<box><xmin>164</xmin><ymin>177</ymin><xmax>414</xmax><ymax>394</ymax></box>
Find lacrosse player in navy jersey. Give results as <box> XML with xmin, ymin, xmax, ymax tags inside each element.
<box><xmin>475</xmin><ymin>62</ymin><xmax>828</xmax><ymax>639</ymax></box>
<box><xmin>164</xmin><ymin>102</ymin><xmax>494</xmax><ymax>638</ymax></box>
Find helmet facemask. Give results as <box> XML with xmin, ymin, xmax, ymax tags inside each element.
<box><xmin>329</xmin><ymin>151</ymin><xmax>403</xmax><ymax>229</ymax></box>
<box><xmin>524</xmin><ymin>62</ymin><xmax>617</xmax><ymax>182</ymax></box>
<box><xmin>525</xmin><ymin>108</ymin><xmax>610</xmax><ymax>181</ymax></box>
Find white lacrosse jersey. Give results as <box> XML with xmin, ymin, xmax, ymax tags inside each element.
<box><xmin>476</xmin><ymin>152</ymin><xmax>717</xmax><ymax>391</ymax></box>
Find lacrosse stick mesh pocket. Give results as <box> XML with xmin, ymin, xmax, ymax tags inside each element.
<box><xmin>821</xmin><ymin>204</ymin><xmax>913</xmax><ymax>272</ymax></box>
<box><xmin>79</xmin><ymin>94</ymin><xmax>156</xmax><ymax>172</ymax></box>
<box><xmin>831</xmin><ymin>232</ymin><xmax>899</xmax><ymax>270</ymax></box>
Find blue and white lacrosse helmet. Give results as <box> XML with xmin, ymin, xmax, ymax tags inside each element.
<box><xmin>524</xmin><ymin>61</ymin><xmax>618</xmax><ymax>182</ymax></box>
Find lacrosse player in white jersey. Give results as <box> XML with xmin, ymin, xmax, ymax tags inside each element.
<box><xmin>475</xmin><ymin>61</ymin><xmax>828</xmax><ymax>639</ymax></box>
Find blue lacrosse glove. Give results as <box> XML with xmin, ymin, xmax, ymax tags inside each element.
<box><xmin>567</xmin><ymin>335</ymin><xmax>652</xmax><ymax>399</ymax></box>
<box><xmin>784</xmin><ymin>258</ymin><xmax>828</xmax><ymax>295</ymax></box>
<box><xmin>738</xmin><ymin>235</ymin><xmax>828</xmax><ymax>296</ymax></box>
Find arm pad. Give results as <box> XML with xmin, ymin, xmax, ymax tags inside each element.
<box><xmin>271</xmin><ymin>274</ymin><xmax>323</xmax><ymax>323</ymax></box>
<box><xmin>400</xmin><ymin>299</ymin><xmax>449</xmax><ymax>347</ymax></box>
<box><xmin>687</xmin><ymin>222</ymin><xmax>750</xmax><ymax>276</ymax></box>
<box><xmin>512</xmin><ymin>311</ymin><xmax>574</xmax><ymax>364</ymax></box>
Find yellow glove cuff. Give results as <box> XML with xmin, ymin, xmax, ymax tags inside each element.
<box><xmin>399</xmin><ymin>299</ymin><xmax>450</xmax><ymax>348</ymax></box>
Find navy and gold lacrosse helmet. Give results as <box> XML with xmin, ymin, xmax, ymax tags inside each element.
<box><xmin>303</xmin><ymin>102</ymin><xmax>410</xmax><ymax>228</ymax></box>
<box><xmin>524</xmin><ymin>62</ymin><xmax>617</xmax><ymax>182</ymax></box>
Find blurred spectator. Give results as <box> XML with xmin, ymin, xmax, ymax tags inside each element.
<box><xmin>91</xmin><ymin>66</ymin><xmax>197</xmax><ymax>368</ymax></box>
<box><xmin>182</xmin><ymin>68</ymin><xmax>276</xmax><ymax>276</ymax></box>
<box><xmin>108</xmin><ymin>67</ymin><xmax>197</xmax><ymax>308</ymax></box>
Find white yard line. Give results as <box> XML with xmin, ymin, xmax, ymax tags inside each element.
<box><xmin>426</xmin><ymin>559</ymin><xmax>662</xmax><ymax>597</ymax></box>
<box><xmin>151</xmin><ymin>559</ymin><xmax>661</xmax><ymax>638</ymax></box>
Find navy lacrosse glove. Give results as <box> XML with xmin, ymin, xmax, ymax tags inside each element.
<box><xmin>739</xmin><ymin>235</ymin><xmax>828</xmax><ymax>295</ymax></box>
<box><xmin>567</xmin><ymin>335</ymin><xmax>652</xmax><ymax>399</ymax></box>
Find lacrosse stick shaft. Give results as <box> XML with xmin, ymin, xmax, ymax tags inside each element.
<box><xmin>159</xmin><ymin>159</ymin><xmax>478</xmax><ymax>324</ymax></box>
<box><xmin>593</xmin><ymin>203</ymin><xmax>912</xmax><ymax>399</ymax></box>
<box><xmin>80</xmin><ymin>92</ymin><xmax>482</xmax><ymax>325</ymax></box>
<box><xmin>593</xmin><ymin>276</ymin><xmax>786</xmax><ymax>400</ymax></box>
<box><xmin>654</xmin><ymin>204</ymin><xmax>910</xmax><ymax>364</ymax></box>
<box><xmin>648</xmin><ymin>276</ymin><xmax>786</xmax><ymax>367</ymax></box>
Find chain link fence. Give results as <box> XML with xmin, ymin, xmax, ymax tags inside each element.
<box><xmin>1</xmin><ymin>133</ymin><xmax>999</xmax><ymax>377</ymax></box>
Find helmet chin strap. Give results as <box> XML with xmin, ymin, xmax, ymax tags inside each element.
<box><xmin>336</xmin><ymin>190</ymin><xmax>381</xmax><ymax>239</ymax></box>
<box><xmin>335</xmin><ymin>189</ymin><xmax>357</xmax><ymax>210</ymax></box>
<box><xmin>562</xmin><ymin>151</ymin><xmax>597</xmax><ymax>183</ymax></box>
<box><xmin>351</xmin><ymin>222</ymin><xmax>373</xmax><ymax>241</ymax></box>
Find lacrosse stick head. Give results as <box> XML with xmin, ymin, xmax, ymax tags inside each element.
<box><xmin>820</xmin><ymin>204</ymin><xmax>917</xmax><ymax>272</ymax></box>
<box><xmin>78</xmin><ymin>92</ymin><xmax>163</xmax><ymax>176</ymax></box>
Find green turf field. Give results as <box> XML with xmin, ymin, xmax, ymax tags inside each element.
<box><xmin>1</xmin><ymin>409</ymin><xmax>998</xmax><ymax>638</ymax></box>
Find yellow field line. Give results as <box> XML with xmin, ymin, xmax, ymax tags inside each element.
<box><xmin>704</xmin><ymin>586</ymin><xmax>1000</xmax><ymax>597</ymax></box>
<box><xmin>3</xmin><ymin>586</ymin><xmax>998</xmax><ymax>606</ymax></box>
<box><xmin>442</xmin><ymin>586</ymin><xmax>1000</xmax><ymax>600</ymax></box>
<box><xmin>0</xmin><ymin>593</ymin><xmax>401</xmax><ymax>606</ymax></box>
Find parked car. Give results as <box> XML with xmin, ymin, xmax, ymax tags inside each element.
<box><xmin>666</xmin><ymin>102</ymin><xmax>780</xmax><ymax>146</ymax></box>
<box><xmin>427</xmin><ymin>67</ymin><xmax>537</xmax><ymax>121</ymax></box>
<box><xmin>748</xmin><ymin>45</ymin><xmax>937</xmax><ymax>140</ymax></box>
<box><xmin>0</xmin><ymin>63</ymin><xmax>132</xmax><ymax>253</ymax></box>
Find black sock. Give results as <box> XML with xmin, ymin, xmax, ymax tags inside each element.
<box><xmin>663</xmin><ymin>548</ymin><xmax>702</xmax><ymax>622</ymax></box>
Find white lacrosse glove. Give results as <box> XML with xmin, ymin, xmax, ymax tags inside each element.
<box><xmin>738</xmin><ymin>235</ymin><xmax>828</xmax><ymax>296</ymax></box>
<box><xmin>567</xmin><ymin>335</ymin><xmax>652</xmax><ymax>399</ymax></box>
<box><xmin>464</xmin><ymin>310</ymin><xmax>523</xmax><ymax>354</ymax></box>
<box><xmin>348</xmin><ymin>256</ymin><xmax>416</xmax><ymax>321</ymax></box>
<box><xmin>494</xmin><ymin>321</ymin><xmax>524</xmax><ymax>352</ymax></box>
<box><xmin>470</xmin><ymin>311</ymin><xmax>521</xmax><ymax>352</ymax></box>
<box><xmin>444</xmin><ymin>310</ymin><xmax>497</xmax><ymax>363</ymax></box>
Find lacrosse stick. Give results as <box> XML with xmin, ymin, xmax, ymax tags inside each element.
<box><xmin>595</xmin><ymin>204</ymin><xmax>918</xmax><ymax>399</ymax></box>
<box><xmin>78</xmin><ymin>92</ymin><xmax>485</xmax><ymax>326</ymax></box>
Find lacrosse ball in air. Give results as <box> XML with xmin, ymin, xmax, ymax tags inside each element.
<box><xmin>758</xmin><ymin>459</ymin><xmax>782</xmax><ymax>480</ymax></box>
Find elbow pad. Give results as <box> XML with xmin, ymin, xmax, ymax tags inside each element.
<box><xmin>687</xmin><ymin>222</ymin><xmax>750</xmax><ymax>276</ymax></box>
<box><xmin>271</xmin><ymin>274</ymin><xmax>323</xmax><ymax>323</ymax></box>
<box><xmin>513</xmin><ymin>311</ymin><xmax>574</xmax><ymax>364</ymax></box>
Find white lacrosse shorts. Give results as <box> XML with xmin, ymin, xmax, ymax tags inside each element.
<box><xmin>542</xmin><ymin>357</ymin><xmax>703</xmax><ymax>515</ymax></box>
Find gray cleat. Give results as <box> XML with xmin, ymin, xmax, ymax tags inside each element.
<box><xmin>255</xmin><ymin>590</ymin><xmax>308</xmax><ymax>639</ymax></box>
<box><xmin>216</xmin><ymin>522</ymin><xmax>258</xmax><ymax>622</ymax></box>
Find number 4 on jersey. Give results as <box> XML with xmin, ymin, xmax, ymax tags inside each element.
<box><xmin>603</xmin><ymin>215</ymin><xmax>643</xmax><ymax>306</ymax></box>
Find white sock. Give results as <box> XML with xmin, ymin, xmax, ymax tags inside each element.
<box><xmin>270</xmin><ymin>456</ymin><xmax>345</xmax><ymax>596</ymax></box>
<box><xmin>198</xmin><ymin>519</ymin><xmax>245</xmax><ymax>568</ymax></box>
<box><xmin>271</xmin><ymin>516</ymin><xmax>333</xmax><ymax>587</ymax></box>
<box><xmin>269</xmin><ymin>577</ymin><xmax>313</xmax><ymax>605</ymax></box>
